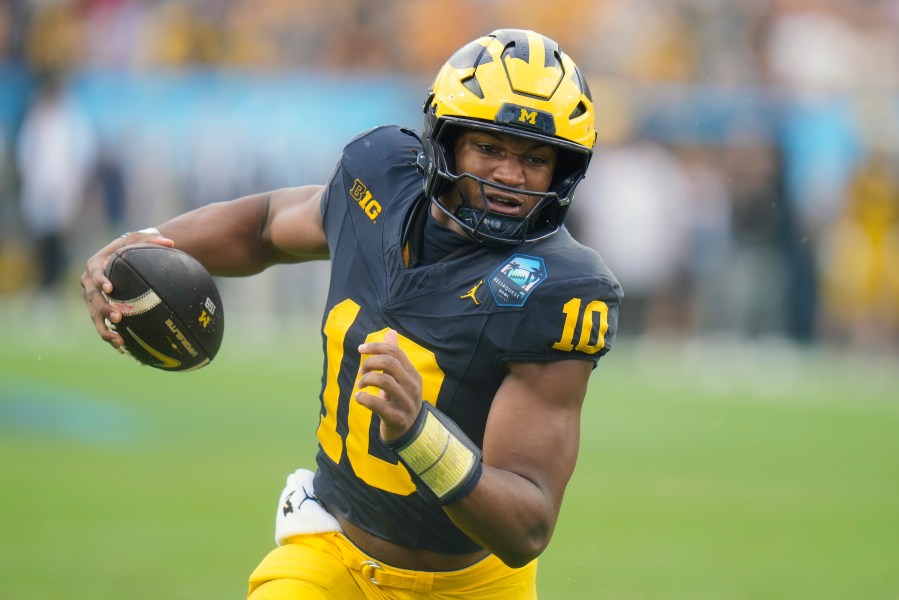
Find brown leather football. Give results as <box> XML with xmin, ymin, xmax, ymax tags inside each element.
<box><xmin>104</xmin><ymin>244</ymin><xmax>224</xmax><ymax>371</ymax></box>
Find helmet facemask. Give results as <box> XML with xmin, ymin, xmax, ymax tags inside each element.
<box><xmin>436</xmin><ymin>171</ymin><xmax>560</xmax><ymax>246</ymax></box>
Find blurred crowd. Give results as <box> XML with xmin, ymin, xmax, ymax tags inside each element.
<box><xmin>1</xmin><ymin>0</ymin><xmax>898</xmax><ymax>353</ymax></box>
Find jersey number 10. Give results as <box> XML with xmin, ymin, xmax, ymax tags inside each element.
<box><xmin>317</xmin><ymin>299</ymin><xmax>441</xmax><ymax>496</ymax></box>
<box><xmin>316</xmin><ymin>296</ymin><xmax>609</xmax><ymax>496</ymax></box>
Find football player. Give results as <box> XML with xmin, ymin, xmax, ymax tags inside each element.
<box><xmin>82</xmin><ymin>29</ymin><xmax>622</xmax><ymax>599</ymax></box>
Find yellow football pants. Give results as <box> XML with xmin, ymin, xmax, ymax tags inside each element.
<box><xmin>247</xmin><ymin>532</ymin><xmax>538</xmax><ymax>600</ymax></box>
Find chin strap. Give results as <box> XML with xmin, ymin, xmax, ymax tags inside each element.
<box><xmin>385</xmin><ymin>402</ymin><xmax>483</xmax><ymax>506</ymax></box>
<box><xmin>434</xmin><ymin>175</ymin><xmax>557</xmax><ymax>247</ymax></box>
<box><xmin>456</xmin><ymin>205</ymin><xmax>530</xmax><ymax>246</ymax></box>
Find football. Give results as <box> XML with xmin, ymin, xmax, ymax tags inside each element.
<box><xmin>103</xmin><ymin>244</ymin><xmax>224</xmax><ymax>371</ymax></box>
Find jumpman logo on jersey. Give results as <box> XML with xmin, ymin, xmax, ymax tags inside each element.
<box><xmin>460</xmin><ymin>280</ymin><xmax>484</xmax><ymax>305</ymax></box>
<box><xmin>281</xmin><ymin>486</ymin><xmax>320</xmax><ymax>516</ymax></box>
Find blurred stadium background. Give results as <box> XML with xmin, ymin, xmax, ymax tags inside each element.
<box><xmin>0</xmin><ymin>0</ymin><xmax>897</xmax><ymax>598</ymax></box>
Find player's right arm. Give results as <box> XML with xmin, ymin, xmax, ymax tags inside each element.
<box><xmin>81</xmin><ymin>185</ymin><xmax>327</xmax><ymax>349</ymax></box>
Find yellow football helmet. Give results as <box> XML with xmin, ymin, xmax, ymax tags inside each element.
<box><xmin>421</xmin><ymin>29</ymin><xmax>596</xmax><ymax>246</ymax></box>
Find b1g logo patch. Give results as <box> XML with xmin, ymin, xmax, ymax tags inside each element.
<box><xmin>489</xmin><ymin>254</ymin><xmax>547</xmax><ymax>307</ymax></box>
<box><xmin>349</xmin><ymin>178</ymin><xmax>382</xmax><ymax>221</ymax></box>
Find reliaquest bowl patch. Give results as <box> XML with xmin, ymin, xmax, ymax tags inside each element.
<box><xmin>489</xmin><ymin>254</ymin><xmax>547</xmax><ymax>307</ymax></box>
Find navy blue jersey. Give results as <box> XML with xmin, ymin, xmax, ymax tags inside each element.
<box><xmin>312</xmin><ymin>126</ymin><xmax>622</xmax><ymax>554</ymax></box>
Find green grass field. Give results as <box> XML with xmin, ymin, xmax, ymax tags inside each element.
<box><xmin>1</xmin><ymin>299</ymin><xmax>897</xmax><ymax>599</ymax></box>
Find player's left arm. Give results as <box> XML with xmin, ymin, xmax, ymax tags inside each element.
<box><xmin>446</xmin><ymin>269</ymin><xmax>621</xmax><ymax>565</ymax></box>
<box><xmin>355</xmin><ymin>333</ymin><xmax>593</xmax><ymax>568</ymax></box>
<box><xmin>443</xmin><ymin>358</ymin><xmax>591</xmax><ymax>567</ymax></box>
<box><xmin>357</xmin><ymin>269</ymin><xmax>619</xmax><ymax>568</ymax></box>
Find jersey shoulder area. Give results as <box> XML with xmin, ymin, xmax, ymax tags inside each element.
<box><xmin>494</xmin><ymin>229</ymin><xmax>623</xmax><ymax>364</ymax></box>
<box><xmin>537</xmin><ymin>228</ymin><xmax>622</xmax><ymax>302</ymax></box>
<box><xmin>340</xmin><ymin>125</ymin><xmax>423</xmax><ymax>179</ymax></box>
<box><xmin>322</xmin><ymin>126</ymin><xmax>424</xmax><ymax>237</ymax></box>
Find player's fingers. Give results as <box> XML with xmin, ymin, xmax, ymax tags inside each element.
<box><xmin>118</xmin><ymin>227</ymin><xmax>174</xmax><ymax>249</ymax></box>
<box><xmin>376</xmin><ymin>329</ymin><xmax>420</xmax><ymax>372</ymax></box>
<box><xmin>353</xmin><ymin>389</ymin><xmax>382</xmax><ymax>411</ymax></box>
<box><xmin>355</xmin><ymin>369</ymin><xmax>403</xmax><ymax>401</ymax></box>
<box><xmin>354</xmin><ymin>389</ymin><xmax>418</xmax><ymax>439</ymax></box>
<box><xmin>82</xmin><ymin>287</ymin><xmax>120</xmax><ymax>339</ymax></box>
<box><xmin>358</xmin><ymin>339</ymin><xmax>415</xmax><ymax>373</ymax></box>
<box><xmin>147</xmin><ymin>233</ymin><xmax>175</xmax><ymax>247</ymax></box>
<box><xmin>81</xmin><ymin>267</ymin><xmax>121</xmax><ymax>323</ymax></box>
<box><xmin>81</xmin><ymin>256</ymin><xmax>126</xmax><ymax>351</ymax></box>
<box><xmin>97</xmin><ymin>317</ymin><xmax>126</xmax><ymax>352</ymax></box>
<box><xmin>357</xmin><ymin>353</ymin><xmax>401</xmax><ymax>376</ymax></box>
<box><xmin>357</xmin><ymin>341</ymin><xmax>399</xmax><ymax>358</ymax></box>
<box><xmin>84</xmin><ymin>252</ymin><xmax>113</xmax><ymax>294</ymax></box>
<box><xmin>358</xmin><ymin>354</ymin><xmax>423</xmax><ymax>398</ymax></box>
<box><xmin>353</xmin><ymin>388</ymin><xmax>405</xmax><ymax>423</ymax></box>
<box><xmin>84</xmin><ymin>298</ymin><xmax>125</xmax><ymax>351</ymax></box>
<box><xmin>358</xmin><ymin>368</ymin><xmax>397</xmax><ymax>387</ymax></box>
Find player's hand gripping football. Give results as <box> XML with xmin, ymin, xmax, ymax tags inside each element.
<box><xmin>355</xmin><ymin>329</ymin><xmax>424</xmax><ymax>443</ymax></box>
<box><xmin>80</xmin><ymin>229</ymin><xmax>174</xmax><ymax>352</ymax></box>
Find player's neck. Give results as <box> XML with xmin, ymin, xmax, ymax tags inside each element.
<box><xmin>418</xmin><ymin>206</ymin><xmax>478</xmax><ymax>266</ymax></box>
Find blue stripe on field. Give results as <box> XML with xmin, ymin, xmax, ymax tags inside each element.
<box><xmin>0</xmin><ymin>377</ymin><xmax>145</xmax><ymax>447</ymax></box>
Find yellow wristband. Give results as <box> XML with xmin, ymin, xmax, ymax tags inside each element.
<box><xmin>388</xmin><ymin>403</ymin><xmax>482</xmax><ymax>505</ymax></box>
